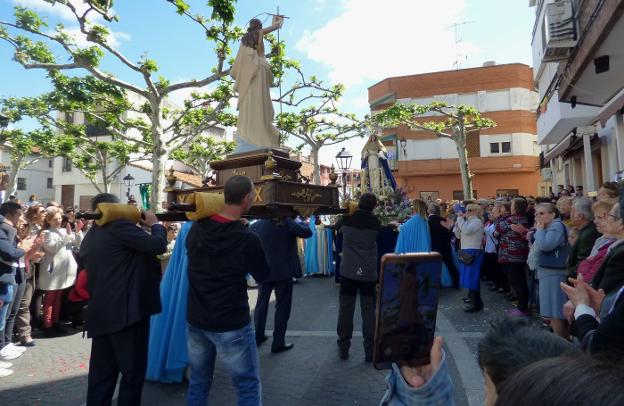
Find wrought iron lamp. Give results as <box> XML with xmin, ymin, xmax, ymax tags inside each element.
<box><xmin>122</xmin><ymin>173</ymin><xmax>135</xmax><ymax>202</ymax></box>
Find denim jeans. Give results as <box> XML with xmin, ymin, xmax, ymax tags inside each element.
<box><xmin>0</xmin><ymin>284</ymin><xmax>15</xmax><ymax>348</ymax></box>
<box><xmin>186</xmin><ymin>322</ymin><xmax>262</xmax><ymax>406</ymax></box>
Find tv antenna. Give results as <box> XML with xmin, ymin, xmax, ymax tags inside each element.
<box><xmin>448</xmin><ymin>20</ymin><xmax>474</xmax><ymax>70</ymax></box>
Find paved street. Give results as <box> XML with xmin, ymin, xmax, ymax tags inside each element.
<box><xmin>0</xmin><ymin>276</ymin><xmax>523</xmax><ymax>406</ymax></box>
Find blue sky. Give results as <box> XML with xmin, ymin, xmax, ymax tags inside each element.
<box><xmin>0</xmin><ymin>0</ymin><xmax>536</xmax><ymax>165</ymax></box>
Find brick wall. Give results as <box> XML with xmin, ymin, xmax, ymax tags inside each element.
<box><xmin>369</xmin><ymin>63</ymin><xmax>534</xmax><ymax>103</ymax></box>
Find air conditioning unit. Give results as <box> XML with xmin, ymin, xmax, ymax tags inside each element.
<box><xmin>541</xmin><ymin>168</ymin><xmax>553</xmax><ymax>181</ymax></box>
<box><xmin>542</xmin><ymin>0</ymin><xmax>577</xmax><ymax>62</ymax></box>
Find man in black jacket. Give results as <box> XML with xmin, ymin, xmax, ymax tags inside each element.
<box><xmin>337</xmin><ymin>193</ymin><xmax>381</xmax><ymax>362</ymax></box>
<box><xmin>427</xmin><ymin>203</ymin><xmax>459</xmax><ymax>289</ymax></box>
<box><xmin>80</xmin><ymin>193</ymin><xmax>167</xmax><ymax>406</ymax></box>
<box><xmin>251</xmin><ymin>217</ymin><xmax>312</xmax><ymax>353</ymax></box>
<box><xmin>186</xmin><ymin>175</ymin><xmax>270</xmax><ymax>405</ymax></box>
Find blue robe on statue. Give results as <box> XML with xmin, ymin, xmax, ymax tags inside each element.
<box><xmin>146</xmin><ymin>221</ymin><xmax>192</xmax><ymax>383</ymax></box>
<box><xmin>394</xmin><ymin>214</ymin><xmax>431</xmax><ymax>254</ymax></box>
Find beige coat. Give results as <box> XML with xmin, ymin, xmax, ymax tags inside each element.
<box><xmin>38</xmin><ymin>228</ymin><xmax>82</xmax><ymax>291</ymax></box>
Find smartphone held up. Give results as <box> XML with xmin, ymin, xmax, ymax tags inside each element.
<box><xmin>373</xmin><ymin>253</ymin><xmax>442</xmax><ymax>370</ymax></box>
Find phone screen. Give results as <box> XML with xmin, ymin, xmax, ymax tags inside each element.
<box><xmin>373</xmin><ymin>253</ymin><xmax>442</xmax><ymax>369</ymax></box>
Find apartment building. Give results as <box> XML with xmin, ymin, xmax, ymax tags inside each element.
<box><xmin>530</xmin><ymin>0</ymin><xmax>624</xmax><ymax>194</ymax></box>
<box><xmin>369</xmin><ymin>63</ymin><xmax>541</xmax><ymax>200</ymax></box>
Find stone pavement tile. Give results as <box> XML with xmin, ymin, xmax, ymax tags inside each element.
<box><xmin>0</xmin><ymin>331</ymin><xmax>90</xmax><ymax>406</ymax></box>
<box><xmin>1</xmin><ymin>277</ymin><xmax>515</xmax><ymax>405</ymax></box>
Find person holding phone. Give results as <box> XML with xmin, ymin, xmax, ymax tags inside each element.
<box><xmin>336</xmin><ymin>193</ymin><xmax>381</xmax><ymax>362</ymax></box>
<box><xmin>38</xmin><ymin>206</ymin><xmax>84</xmax><ymax>337</ymax></box>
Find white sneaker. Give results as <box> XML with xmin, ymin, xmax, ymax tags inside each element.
<box><xmin>0</xmin><ymin>368</ymin><xmax>14</xmax><ymax>378</ymax></box>
<box><xmin>5</xmin><ymin>343</ymin><xmax>26</xmax><ymax>353</ymax></box>
<box><xmin>0</xmin><ymin>347</ymin><xmax>22</xmax><ymax>360</ymax></box>
<box><xmin>0</xmin><ymin>361</ymin><xmax>12</xmax><ymax>369</ymax></box>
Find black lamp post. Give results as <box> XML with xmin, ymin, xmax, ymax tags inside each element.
<box><xmin>122</xmin><ymin>173</ymin><xmax>135</xmax><ymax>202</ymax></box>
<box><xmin>335</xmin><ymin>147</ymin><xmax>353</xmax><ymax>199</ymax></box>
<box><xmin>399</xmin><ymin>138</ymin><xmax>407</xmax><ymax>157</ymax></box>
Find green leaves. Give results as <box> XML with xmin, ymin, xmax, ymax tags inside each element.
<box><xmin>73</xmin><ymin>46</ymin><xmax>105</xmax><ymax>67</ymax></box>
<box><xmin>208</xmin><ymin>0</ymin><xmax>235</xmax><ymax>24</ymax></box>
<box><xmin>170</xmin><ymin>135</ymin><xmax>235</xmax><ymax>178</ymax></box>
<box><xmin>373</xmin><ymin>102</ymin><xmax>496</xmax><ymax>138</ymax></box>
<box><xmin>171</xmin><ymin>0</ymin><xmax>191</xmax><ymax>15</ymax></box>
<box><xmin>140</xmin><ymin>58</ymin><xmax>158</xmax><ymax>74</ymax></box>
<box><xmin>87</xmin><ymin>25</ymin><xmax>110</xmax><ymax>44</ymax></box>
<box><xmin>14</xmin><ymin>7</ymin><xmax>48</xmax><ymax>32</ymax></box>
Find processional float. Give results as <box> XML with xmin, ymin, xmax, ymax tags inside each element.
<box><xmin>79</xmin><ymin>10</ymin><xmax>346</xmax><ymax>223</ymax></box>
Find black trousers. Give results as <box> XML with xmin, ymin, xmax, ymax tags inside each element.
<box><xmin>62</xmin><ymin>299</ymin><xmax>88</xmax><ymax>325</ymax></box>
<box><xmin>254</xmin><ymin>279</ymin><xmax>293</xmax><ymax>349</ymax></box>
<box><xmin>439</xmin><ymin>247</ymin><xmax>460</xmax><ymax>288</ymax></box>
<box><xmin>505</xmin><ymin>262</ymin><xmax>529</xmax><ymax>312</ymax></box>
<box><xmin>337</xmin><ymin>277</ymin><xmax>376</xmax><ymax>355</ymax></box>
<box><xmin>87</xmin><ymin>319</ymin><xmax>150</xmax><ymax>406</ymax></box>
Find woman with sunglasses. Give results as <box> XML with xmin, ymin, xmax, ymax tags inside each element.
<box><xmin>454</xmin><ymin>204</ymin><xmax>485</xmax><ymax>312</ymax></box>
<box><xmin>533</xmin><ymin>203</ymin><xmax>570</xmax><ymax>337</ymax></box>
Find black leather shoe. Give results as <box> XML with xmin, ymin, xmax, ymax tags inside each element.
<box><xmin>271</xmin><ymin>343</ymin><xmax>294</xmax><ymax>353</ymax></box>
<box><xmin>462</xmin><ymin>297</ymin><xmax>472</xmax><ymax>303</ymax></box>
<box><xmin>463</xmin><ymin>302</ymin><xmax>483</xmax><ymax>312</ymax></box>
<box><xmin>339</xmin><ymin>347</ymin><xmax>349</xmax><ymax>360</ymax></box>
<box><xmin>256</xmin><ymin>335</ymin><xmax>268</xmax><ymax>347</ymax></box>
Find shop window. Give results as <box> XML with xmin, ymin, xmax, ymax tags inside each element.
<box><xmin>453</xmin><ymin>190</ymin><xmax>478</xmax><ymax>201</ymax></box>
<box><xmin>420</xmin><ymin>191</ymin><xmax>440</xmax><ymax>203</ymax></box>
<box><xmin>496</xmin><ymin>189</ymin><xmax>519</xmax><ymax>198</ymax></box>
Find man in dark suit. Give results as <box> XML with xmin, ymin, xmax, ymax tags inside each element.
<box><xmin>427</xmin><ymin>203</ymin><xmax>459</xmax><ymax>288</ymax></box>
<box><xmin>80</xmin><ymin>193</ymin><xmax>167</xmax><ymax>406</ymax></box>
<box><xmin>251</xmin><ymin>217</ymin><xmax>312</xmax><ymax>353</ymax></box>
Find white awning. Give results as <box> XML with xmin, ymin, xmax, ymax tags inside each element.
<box><xmin>596</xmin><ymin>86</ymin><xmax>624</xmax><ymax>127</ymax></box>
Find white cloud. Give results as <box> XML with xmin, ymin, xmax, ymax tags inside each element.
<box><xmin>312</xmin><ymin>0</ymin><xmax>328</xmax><ymax>11</ymax></box>
<box><xmin>48</xmin><ymin>26</ymin><xmax>130</xmax><ymax>48</ymax></box>
<box><xmin>14</xmin><ymin>1</ymin><xmax>129</xmax><ymax>47</ymax></box>
<box><xmin>296</xmin><ymin>0</ymin><xmax>476</xmax><ymax>87</ymax></box>
<box><xmin>12</xmin><ymin>0</ymin><xmax>110</xmax><ymax>23</ymax></box>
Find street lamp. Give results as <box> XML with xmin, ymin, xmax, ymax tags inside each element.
<box><xmin>122</xmin><ymin>173</ymin><xmax>135</xmax><ymax>202</ymax></box>
<box><xmin>335</xmin><ymin>147</ymin><xmax>352</xmax><ymax>200</ymax></box>
<box><xmin>399</xmin><ymin>138</ymin><xmax>407</xmax><ymax>157</ymax></box>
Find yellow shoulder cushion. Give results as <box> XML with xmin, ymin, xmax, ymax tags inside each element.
<box><xmin>186</xmin><ymin>192</ymin><xmax>225</xmax><ymax>221</ymax></box>
<box><xmin>349</xmin><ymin>202</ymin><xmax>359</xmax><ymax>215</ymax></box>
<box><xmin>96</xmin><ymin>203</ymin><xmax>141</xmax><ymax>226</ymax></box>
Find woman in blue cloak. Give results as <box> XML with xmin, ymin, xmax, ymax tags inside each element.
<box><xmin>146</xmin><ymin>221</ymin><xmax>192</xmax><ymax>383</ymax></box>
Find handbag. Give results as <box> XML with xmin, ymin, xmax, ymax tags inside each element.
<box><xmin>458</xmin><ymin>249</ymin><xmax>475</xmax><ymax>265</ymax></box>
<box><xmin>527</xmin><ymin>242</ymin><xmax>540</xmax><ymax>271</ymax></box>
<box><xmin>538</xmin><ymin>223</ymin><xmax>570</xmax><ymax>269</ymax></box>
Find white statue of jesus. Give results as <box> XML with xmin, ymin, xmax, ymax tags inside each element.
<box><xmin>230</xmin><ymin>15</ymin><xmax>284</xmax><ymax>152</ymax></box>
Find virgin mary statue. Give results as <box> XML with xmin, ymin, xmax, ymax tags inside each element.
<box><xmin>361</xmin><ymin>129</ymin><xmax>397</xmax><ymax>195</ymax></box>
<box><xmin>231</xmin><ymin>16</ymin><xmax>283</xmax><ymax>152</ymax></box>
